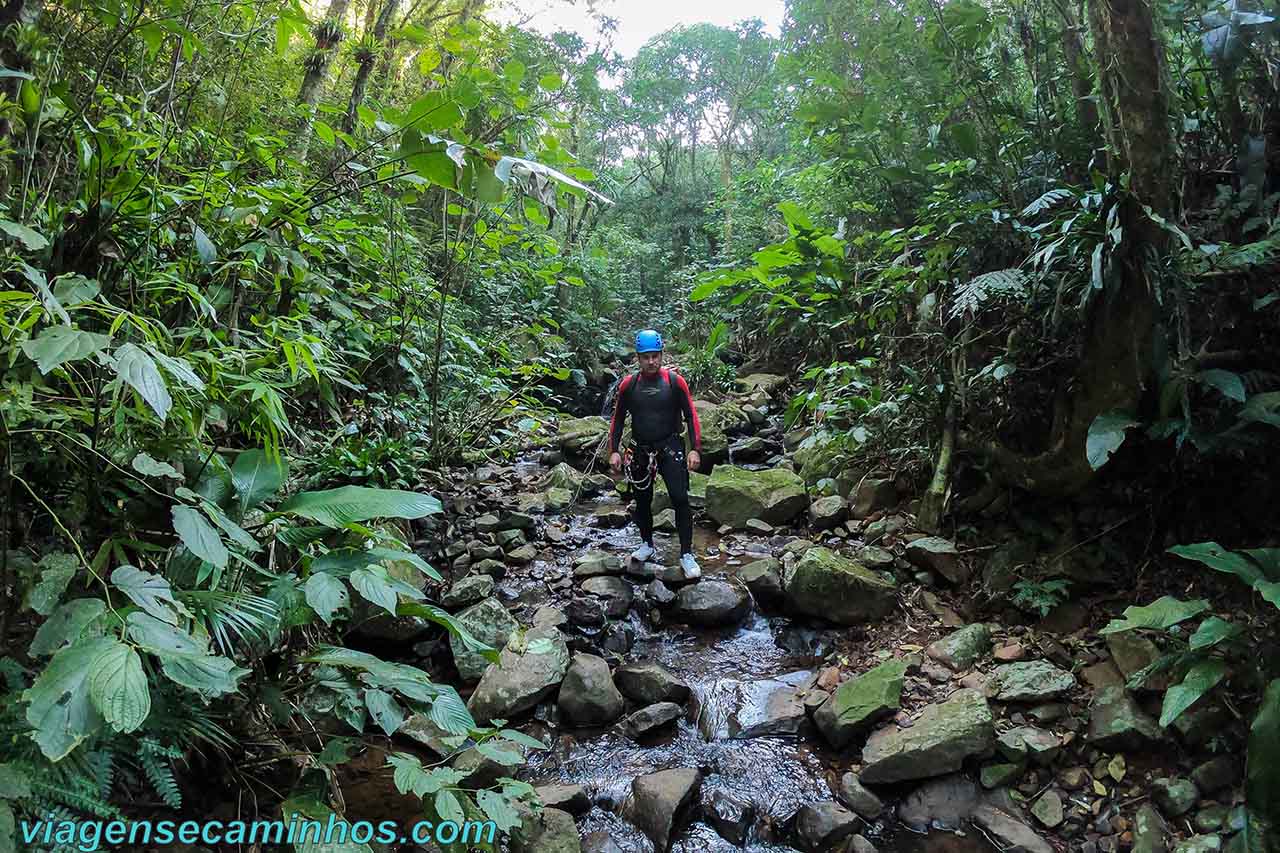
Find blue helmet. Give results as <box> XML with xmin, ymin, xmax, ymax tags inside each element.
<box><xmin>635</xmin><ymin>329</ymin><xmax>663</xmax><ymax>353</ymax></box>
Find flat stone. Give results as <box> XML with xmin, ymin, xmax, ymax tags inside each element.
<box><xmin>859</xmin><ymin>689</ymin><xmax>995</xmax><ymax>784</ymax></box>
<box><xmin>581</xmin><ymin>576</ymin><xmax>634</xmax><ymax>618</ymax></box>
<box><xmin>981</xmin><ymin>762</ymin><xmax>1024</xmax><ymax>788</ymax></box>
<box><xmin>620</xmin><ymin>702</ymin><xmax>683</xmax><ymax>739</ymax></box>
<box><xmin>1107</xmin><ymin>633</ymin><xmax>1170</xmax><ymax>689</ymax></box>
<box><xmin>441</xmin><ymin>574</ymin><xmax>494</xmax><ymax>608</ymax></box>
<box><xmin>536</xmin><ymin>784</ymin><xmax>590</xmax><ymax>816</ymax></box>
<box><xmin>509</xmin><ymin>805</ymin><xmax>580</xmax><ymax>853</ymax></box>
<box><xmin>905</xmin><ymin>536</ymin><xmax>968</xmax><ymax>584</ymax></box>
<box><xmin>989</xmin><ymin>661</ymin><xmax>1076</xmax><ymax>701</ymax></box>
<box><xmin>533</xmin><ymin>606</ymin><xmax>568</xmax><ymax>628</ymax></box>
<box><xmin>507</xmin><ymin>543</ymin><xmax>538</xmax><ymax>564</ymax></box>
<box><xmin>926</xmin><ymin>624</ymin><xmax>992</xmax><ymax>671</ymax></box>
<box><xmin>738</xmin><ymin>557</ymin><xmax>784</xmax><ymax>605</ymax></box>
<box><xmin>814</xmin><ymin>658</ymin><xmax>909</xmax><ymax>748</ymax></box>
<box><xmin>897</xmin><ymin>774</ymin><xmax>979</xmax><ymax>832</ymax></box>
<box><xmin>837</xmin><ymin>772</ymin><xmax>884</xmax><ymax>819</ymax></box>
<box><xmin>727</xmin><ymin>670</ymin><xmax>810</xmax><ymax>739</ymax></box>
<box><xmin>615</xmin><ymin>663</ymin><xmax>690</xmax><ymax>705</ymax></box>
<box><xmin>671</xmin><ymin>579</ymin><xmax>751</xmax><ymax>627</ymax></box>
<box><xmin>573</xmin><ymin>551</ymin><xmax>623</xmax><ymax>578</ymax></box>
<box><xmin>996</xmin><ymin>726</ymin><xmax>1061</xmax><ymax>765</ymax></box>
<box><xmin>1133</xmin><ymin>803</ymin><xmax>1168</xmax><ymax>853</ymax></box>
<box><xmin>1031</xmin><ymin>791</ymin><xmax>1065</xmax><ymax>828</ymax></box>
<box><xmin>994</xmin><ymin>643</ymin><xmax>1026</xmax><ymax>662</ymax></box>
<box><xmin>971</xmin><ymin>804</ymin><xmax>1054</xmax><ymax>853</ymax></box>
<box><xmin>794</xmin><ymin>802</ymin><xmax>859</xmax><ymax>852</ymax></box>
<box><xmin>631</xmin><ymin>768</ymin><xmax>702</xmax><ymax>853</ymax></box>
<box><xmin>1086</xmin><ymin>686</ymin><xmax>1165</xmax><ymax>751</ymax></box>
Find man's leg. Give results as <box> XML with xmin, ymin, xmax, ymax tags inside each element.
<box><xmin>657</xmin><ymin>439</ymin><xmax>699</xmax><ymax>577</ymax></box>
<box><xmin>628</xmin><ymin>448</ymin><xmax>656</xmax><ymax>561</ymax></box>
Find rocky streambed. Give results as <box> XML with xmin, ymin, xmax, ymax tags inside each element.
<box><xmin>382</xmin><ymin>374</ymin><xmax>1253</xmax><ymax>853</ymax></box>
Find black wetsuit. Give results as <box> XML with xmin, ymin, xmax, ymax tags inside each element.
<box><xmin>608</xmin><ymin>368</ymin><xmax>703</xmax><ymax>554</ymax></box>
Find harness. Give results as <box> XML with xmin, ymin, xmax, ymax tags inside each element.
<box><xmin>611</xmin><ymin>367</ymin><xmax>678</xmax><ymax>493</ymax></box>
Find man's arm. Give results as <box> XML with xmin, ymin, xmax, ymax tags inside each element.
<box><xmin>608</xmin><ymin>375</ymin><xmax>633</xmax><ymax>454</ymax></box>
<box><xmin>672</xmin><ymin>373</ymin><xmax>702</xmax><ymax>452</ymax></box>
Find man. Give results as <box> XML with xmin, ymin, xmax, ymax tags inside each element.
<box><xmin>608</xmin><ymin>329</ymin><xmax>703</xmax><ymax>579</ymax></box>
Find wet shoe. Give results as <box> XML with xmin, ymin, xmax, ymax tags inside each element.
<box><xmin>630</xmin><ymin>542</ymin><xmax>656</xmax><ymax>563</ymax></box>
<box><xmin>680</xmin><ymin>553</ymin><xmax>701</xmax><ymax>579</ymax></box>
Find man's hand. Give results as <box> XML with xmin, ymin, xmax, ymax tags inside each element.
<box><xmin>609</xmin><ymin>451</ymin><xmax>622</xmax><ymax>474</ymax></box>
<box><xmin>687</xmin><ymin>450</ymin><xmax>701</xmax><ymax>472</ymax></box>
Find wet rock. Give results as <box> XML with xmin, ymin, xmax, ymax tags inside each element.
<box><xmin>544</xmin><ymin>462</ymin><xmax>598</xmax><ymax>495</ymax></box>
<box><xmin>1031</xmin><ymin>791</ymin><xmax>1065</xmax><ymax>828</ymax></box>
<box><xmin>672</xmin><ymin>579</ymin><xmax>751</xmax><ymax>627</ymax></box>
<box><xmin>981</xmin><ymin>762</ymin><xmax>1024</xmax><ymax>788</ymax></box>
<box><xmin>602</xmin><ymin>622</ymin><xmax>634</xmax><ymax>655</ymax></box>
<box><xmin>567</xmin><ymin>596</ymin><xmax>607</xmax><ymax>628</ymax></box>
<box><xmin>580</xmin><ymin>576</ymin><xmax>634</xmax><ymax>618</ymax></box>
<box><xmin>745</xmin><ymin>518</ymin><xmax>775</xmax><ymax>533</ymax></box>
<box><xmin>857</xmin><ymin>545</ymin><xmax>896</xmax><ymax>570</ymax></box>
<box><xmin>898</xmin><ymin>774</ymin><xmax>979</xmax><ymax>831</ymax></box>
<box><xmin>996</xmin><ymin>726</ymin><xmax>1061</xmax><ymax>765</ymax></box>
<box><xmin>1086</xmin><ymin>686</ymin><xmax>1165</xmax><ymax>751</ymax></box>
<box><xmin>544</xmin><ymin>487</ymin><xmax>573</xmax><ymax>512</ymax></box>
<box><xmin>837</xmin><ymin>772</ymin><xmax>884</xmax><ymax>818</ymax></box>
<box><xmin>626</xmin><ymin>561</ymin><xmax>685</xmax><ymax>585</ymax></box>
<box><xmin>536</xmin><ymin>784</ymin><xmax>590</xmax><ymax>816</ymax></box>
<box><xmin>646</xmin><ymin>579</ymin><xmax>675</xmax><ymax>606</ymax></box>
<box><xmin>859</xmin><ymin>688</ymin><xmax>995</xmax><ymax>784</ymax></box>
<box><xmin>850</xmin><ymin>477</ymin><xmax>897</xmax><ymax>519</ymax></box>
<box><xmin>1133</xmin><ymin>803</ymin><xmax>1168</xmax><ymax>853</ymax></box>
<box><xmin>904</xmin><ymin>537</ymin><xmax>967</xmax><ymax>584</ymax></box>
<box><xmin>782</xmin><ymin>546</ymin><xmax>897</xmax><ymax>625</ymax></box>
<box><xmin>556</xmin><ymin>416</ymin><xmax>609</xmax><ymax>456</ymax></box>
<box><xmin>707</xmin><ymin>790</ymin><xmax>755</xmax><ymax>846</ymax></box>
<box><xmin>441</xmin><ymin>574</ymin><xmax>494</xmax><ymax>609</ymax></box>
<box><xmin>452</xmin><ymin>598</ymin><xmax>518</xmax><ymax>682</ymax></box>
<box><xmin>809</xmin><ymin>495</ymin><xmax>848</xmax><ymax>530</ymax></box>
<box><xmin>730</xmin><ymin>436</ymin><xmax>771</xmax><ymax>462</ymax></box>
<box><xmin>705</xmin><ymin>465</ymin><xmax>808</xmax><ymax>529</ymax></box>
<box><xmin>989</xmin><ymin>661</ymin><xmax>1076</xmax><ymax>701</ymax></box>
<box><xmin>467</xmin><ymin>625</ymin><xmax>571</xmax><ymax>724</ymax></box>
<box><xmin>728</xmin><ymin>670</ymin><xmax>811</xmax><ymax>738</ymax></box>
<box><xmin>1190</xmin><ymin>756</ymin><xmax>1237</xmax><ymax>793</ymax></box>
<box><xmin>581</xmin><ymin>832</ymin><xmax>624</xmax><ymax>853</ymax></box>
<box><xmin>558</xmin><ymin>653</ymin><xmax>625</xmax><ymax>726</ymax></box>
<box><xmin>1152</xmin><ymin>777</ymin><xmax>1200</xmax><ymax>818</ymax></box>
<box><xmin>615</xmin><ymin>662</ymin><xmax>690</xmax><ymax>705</ymax></box>
<box><xmin>738</xmin><ymin>557</ymin><xmax>784</xmax><ymax>605</ymax></box>
<box><xmin>495</xmin><ymin>529</ymin><xmax>527</xmax><ymax>550</ymax></box>
<box><xmin>1194</xmin><ymin>805</ymin><xmax>1228</xmax><ymax>833</ymax></box>
<box><xmin>472</xmin><ymin>558</ymin><xmax>507</xmax><ymax>578</ymax></box>
<box><xmin>592</xmin><ymin>507</ymin><xmax>630</xmax><ymax>528</ymax></box>
<box><xmin>631</xmin><ymin>768</ymin><xmax>702</xmax><ymax>853</ymax></box>
<box><xmin>971</xmin><ymin>803</ymin><xmax>1054</xmax><ymax>853</ymax></box>
<box><xmin>1172</xmin><ymin>836</ymin><xmax>1222</xmax><ymax>853</ymax></box>
<box><xmin>794</xmin><ymin>802</ymin><xmax>859</xmax><ymax>852</ymax></box>
<box><xmin>533</xmin><ymin>605</ymin><xmax>567</xmax><ymax>628</ymax></box>
<box><xmin>508</xmin><ymin>543</ymin><xmax>539</xmax><ymax>564</ymax></box>
<box><xmin>814</xmin><ymin>658</ymin><xmax>909</xmax><ymax>748</ymax></box>
<box><xmin>510</xmin><ymin>805</ymin><xmax>580</xmax><ymax>853</ymax></box>
<box><xmin>620</xmin><ymin>702</ymin><xmax>683</xmax><ymax>739</ymax></box>
<box><xmin>475</xmin><ymin>513</ymin><xmax>503</xmax><ymax>533</ymax></box>
<box><xmin>653</xmin><ymin>508</ymin><xmax>677</xmax><ymax>531</ymax></box>
<box><xmin>803</xmin><ymin>688</ymin><xmax>830</xmax><ymax>715</ymax></box>
<box><xmin>926</xmin><ymin>624</ymin><xmax>992</xmax><ymax>671</ymax></box>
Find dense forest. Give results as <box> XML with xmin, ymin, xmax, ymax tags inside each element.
<box><xmin>0</xmin><ymin>0</ymin><xmax>1278</xmax><ymax>850</ymax></box>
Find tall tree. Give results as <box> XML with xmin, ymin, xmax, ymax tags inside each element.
<box><xmin>343</xmin><ymin>0</ymin><xmax>400</xmax><ymax>134</ymax></box>
<box><xmin>293</xmin><ymin>0</ymin><xmax>352</xmax><ymax>160</ymax></box>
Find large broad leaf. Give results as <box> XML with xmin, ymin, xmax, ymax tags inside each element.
<box><xmin>1160</xmin><ymin>659</ymin><xmax>1228</xmax><ymax>727</ymax></box>
<box><xmin>476</xmin><ymin>789</ymin><xmax>522</xmax><ymax>833</ymax></box>
<box><xmin>231</xmin><ymin>449</ymin><xmax>288</xmax><ymax>516</ymax></box>
<box><xmin>29</xmin><ymin>599</ymin><xmax>106</xmax><ymax>656</ymax></box>
<box><xmin>399</xmin><ymin>602</ymin><xmax>497</xmax><ymax>662</ymax></box>
<box><xmin>157</xmin><ymin>652</ymin><xmax>249</xmax><ymax>698</ymax></box>
<box><xmin>434</xmin><ymin>789</ymin><xmax>465</xmax><ymax>824</ymax></box>
<box><xmin>27</xmin><ymin>553</ymin><xmax>77</xmax><ymax>616</ymax></box>
<box><xmin>132</xmin><ymin>452</ymin><xmax>182</xmax><ymax>479</ymax></box>
<box><xmin>20</xmin><ymin>325</ymin><xmax>111</xmax><ymax>374</ymax></box>
<box><xmin>1197</xmin><ymin>369</ymin><xmax>1247</xmax><ymax>402</ymax></box>
<box><xmin>201</xmin><ymin>502</ymin><xmax>259</xmax><ymax>552</ymax></box>
<box><xmin>277</xmin><ymin>486</ymin><xmax>441</xmax><ymax>527</ymax></box>
<box><xmin>1247</xmin><ymin>679</ymin><xmax>1280</xmax><ymax>825</ymax></box>
<box><xmin>364</xmin><ymin>688</ymin><xmax>405</xmax><ymax>736</ymax></box>
<box><xmin>1086</xmin><ymin>411</ymin><xmax>1138</xmax><ymax>470</ymax></box>
<box><xmin>125</xmin><ymin>611</ymin><xmax>205</xmax><ymax>655</ymax></box>
<box><xmin>88</xmin><ymin>641</ymin><xmax>151</xmax><ymax>733</ymax></box>
<box><xmin>1169</xmin><ymin>541</ymin><xmax>1264</xmax><ymax>585</ymax></box>
<box><xmin>428</xmin><ymin>686</ymin><xmax>476</xmax><ymax>735</ymax></box>
<box><xmin>111</xmin><ymin>565</ymin><xmax>189</xmax><ymax>625</ymax></box>
<box><xmin>0</xmin><ymin>219</ymin><xmax>48</xmax><ymax>250</ymax></box>
<box><xmin>312</xmin><ymin>547</ymin><xmax>439</xmax><ymax>582</ymax></box>
<box><xmin>473</xmin><ymin>741</ymin><xmax>523</xmax><ymax>766</ymax></box>
<box><xmin>111</xmin><ymin>342</ymin><xmax>172</xmax><ymax>421</ymax></box>
<box><xmin>389</xmin><ymin>754</ymin><xmax>466</xmax><ymax>797</ymax></box>
<box><xmin>350</xmin><ymin>566</ymin><xmax>423</xmax><ymax>616</ymax></box>
<box><xmin>172</xmin><ymin>505</ymin><xmax>228</xmax><ymax>570</ymax></box>
<box><xmin>304</xmin><ymin>573</ymin><xmax>349</xmax><ymax>625</ymax></box>
<box><xmin>1099</xmin><ymin>596</ymin><xmax>1210</xmax><ymax>634</ymax></box>
<box><xmin>1189</xmin><ymin>617</ymin><xmax>1244</xmax><ymax>650</ymax></box>
<box><xmin>22</xmin><ymin>636</ymin><xmax>115</xmax><ymax>760</ymax></box>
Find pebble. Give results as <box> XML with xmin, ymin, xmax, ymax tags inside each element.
<box><xmin>994</xmin><ymin>642</ymin><xmax>1026</xmax><ymax>661</ymax></box>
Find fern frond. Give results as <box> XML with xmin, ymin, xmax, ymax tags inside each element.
<box><xmin>139</xmin><ymin>737</ymin><xmax>183</xmax><ymax>809</ymax></box>
<box><xmin>0</xmin><ymin>658</ymin><xmax>28</xmax><ymax>692</ymax></box>
<box><xmin>1020</xmin><ymin>188</ymin><xmax>1075</xmax><ymax>218</ymax></box>
<box><xmin>950</xmin><ymin>268</ymin><xmax>1030</xmax><ymax>319</ymax></box>
<box><xmin>1218</xmin><ymin>235</ymin><xmax>1280</xmax><ymax>269</ymax></box>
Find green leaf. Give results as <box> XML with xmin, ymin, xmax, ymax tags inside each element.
<box><xmin>502</xmin><ymin>58</ymin><xmax>525</xmax><ymax>83</ymax></box>
<box><xmin>22</xmin><ymin>637</ymin><xmax>115</xmax><ymax>760</ymax></box>
<box><xmin>304</xmin><ymin>573</ymin><xmax>349</xmax><ymax>625</ymax></box>
<box><xmin>281</xmin><ymin>796</ymin><xmax>373</xmax><ymax>853</ymax></box>
<box><xmin>538</xmin><ymin>72</ymin><xmax>562</xmax><ymax>90</ymax></box>
<box><xmin>111</xmin><ymin>342</ymin><xmax>172</xmax><ymax>421</ymax></box>
<box><xmin>428</xmin><ymin>687</ymin><xmax>475</xmax><ymax>734</ymax></box>
<box><xmin>0</xmin><ymin>764</ymin><xmax>31</xmax><ymax>799</ymax></box>
<box><xmin>1197</xmin><ymin>369</ymin><xmax>1247</xmax><ymax>402</ymax></box>
<box><xmin>314</xmin><ymin>120</ymin><xmax>335</xmax><ymax>146</ymax></box>
<box><xmin>473</xmin><ymin>741</ymin><xmax>523</xmax><ymax>766</ymax></box>
<box><xmin>50</xmin><ymin>274</ymin><xmax>100</xmax><ymax>306</ymax></box>
<box><xmin>476</xmin><ymin>789</ymin><xmax>522</xmax><ymax>832</ymax></box>
<box><xmin>499</xmin><ymin>729</ymin><xmax>548</xmax><ymax>750</ymax></box>
<box><xmin>27</xmin><ymin>553</ymin><xmax>77</xmax><ymax>616</ymax></box>
<box><xmin>172</xmin><ymin>505</ymin><xmax>228</xmax><ymax>570</ymax></box>
<box><xmin>1189</xmin><ymin>617</ymin><xmax>1244</xmax><ymax>650</ymax></box>
<box><xmin>20</xmin><ymin>325</ymin><xmax>111</xmax><ymax>374</ymax></box>
<box><xmin>132</xmin><ymin>452</ymin><xmax>182</xmax><ymax>479</ymax></box>
<box><xmin>1169</xmin><ymin>541</ymin><xmax>1264</xmax><ymax>586</ymax></box>
<box><xmin>126</xmin><ymin>612</ymin><xmax>205</xmax><ymax>655</ymax></box>
<box><xmin>1160</xmin><ymin>659</ymin><xmax>1228</xmax><ymax>727</ymax></box>
<box><xmin>389</xmin><ymin>754</ymin><xmax>465</xmax><ymax>796</ymax></box>
<box><xmin>231</xmin><ymin>449</ymin><xmax>288</xmax><ymax>515</ymax></box>
<box><xmin>364</xmin><ymin>688</ymin><xmax>405</xmax><ymax>736</ymax></box>
<box><xmin>157</xmin><ymin>652</ymin><xmax>249</xmax><ymax>698</ymax></box>
<box><xmin>418</xmin><ymin>47</ymin><xmax>441</xmax><ymax>74</ymax></box>
<box><xmin>1247</xmin><ymin>679</ymin><xmax>1280</xmax><ymax>820</ymax></box>
<box><xmin>277</xmin><ymin>485</ymin><xmax>441</xmax><ymax>527</ymax></box>
<box><xmin>435</xmin><ymin>789</ymin><xmax>465</xmax><ymax>824</ymax></box>
<box><xmin>0</xmin><ymin>219</ymin><xmax>48</xmax><ymax>251</ymax></box>
<box><xmin>350</xmin><ymin>567</ymin><xmax>398</xmax><ymax>615</ymax></box>
<box><xmin>29</xmin><ymin>599</ymin><xmax>106</xmax><ymax>657</ymax></box>
<box><xmin>88</xmin><ymin>641</ymin><xmax>151</xmax><ymax>733</ymax></box>
<box><xmin>111</xmin><ymin>564</ymin><xmax>188</xmax><ymax>625</ymax></box>
<box><xmin>1086</xmin><ymin>411</ymin><xmax>1137</xmax><ymax>470</ymax></box>
<box><xmin>200</xmin><ymin>502</ymin><xmax>259</xmax><ymax>552</ymax></box>
<box><xmin>1099</xmin><ymin>596</ymin><xmax>1210</xmax><ymax>634</ymax></box>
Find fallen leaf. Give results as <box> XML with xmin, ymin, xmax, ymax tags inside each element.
<box><xmin>1108</xmin><ymin>755</ymin><xmax>1126</xmax><ymax>782</ymax></box>
<box><xmin>1093</xmin><ymin>780</ymin><xmax>1108</xmax><ymax>796</ymax></box>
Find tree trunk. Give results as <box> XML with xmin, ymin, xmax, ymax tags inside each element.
<box><xmin>343</xmin><ymin>0</ymin><xmax>399</xmax><ymax>134</ymax></box>
<box><xmin>293</xmin><ymin>0</ymin><xmax>352</xmax><ymax>161</ymax></box>
<box><xmin>719</xmin><ymin>145</ymin><xmax>732</xmax><ymax>253</ymax></box>
<box><xmin>980</xmin><ymin>0</ymin><xmax>1172</xmax><ymax>496</ymax></box>
<box><xmin>1057</xmin><ymin>0</ymin><xmax>1100</xmax><ymax>144</ymax></box>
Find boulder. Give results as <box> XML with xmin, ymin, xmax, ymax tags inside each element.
<box><xmin>580</xmin><ymin>576</ymin><xmax>634</xmax><ymax>618</ymax></box>
<box><xmin>451</xmin><ymin>598</ymin><xmax>518</xmax><ymax>682</ymax></box>
<box><xmin>1086</xmin><ymin>686</ymin><xmax>1165</xmax><ymax>751</ymax></box>
<box><xmin>726</xmin><ymin>670</ymin><xmax>811</xmax><ymax>739</ymax></box>
<box><xmin>557</xmin><ymin>416</ymin><xmax>609</xmax><ymax>457</ymax></box>
<box><xmin>897</xmin><ymin>775</ymin><xmax>979</xmax><ymax>832</ymax></box>
<box><xmin>926</xmin><ymin>624</ymin><xmax>992</xmax><ymax>671</ymax></box>
<box><xmin>510</xmin><ymin>805</ymin><xmax>581</xmax><ymax>853</ymax></box>
<box><xmin>467</xmin><ymin>625</ymin><xmax>571</xmax><ymax>724</ymax></box>
<box><xmin>557</xmin><ymin>653</ymin><xmax>625</xmax><ymax>726</ymax></box>
<box><xmin>705</xmin><ymin>465</ymin><xmax>808</xmax><ymax>529</ymax></box>
<box><xmin>809</xmin><ymin>496</ymin><xmax>848</xmax><ymax>530</ymax></box>
<box><xmin>904</xmin><ymin>537</ymin><xmax>967</xmax><ymax>584</ymax></box>
<box><xmin>814</xmin><ymin>658</ymin><xmax>909</xmax><ymax>748</ymax></box>
<box><xmin>730</xmin><ymin>436</ymin><xmax>771</xmax><ymax>462</ymax></box>
<box><xmin>615</xmin><ymin>663</ymin><xmax>690</xmax><ymax>705</ymax></box>
<box><xmin>737</xmin><ymin>557</ymin><xmax>783</xmax><ymax>605</ymax></box>
<box><xmin>441</xmin><ymin>574</ymin><xmax>494</xmax><ymax>609</ymax></box>
<box><xmin>620</xmin><ymin>702</ymin><xmax>683</xmax><ymax>739</ymax></box>
<box><xmin>671</xmin><ymin>579</ymin><xmax>751</xmax><ymax>627</ymax></box>
<box><xmin>793</xmin><ymin>432</ymin><xmax>862</xmax><ymax>493</ymax></box>
<box><xmin>783</xmin><ymin>547</ymin><xmax>897</xmax><ymax>625</ymax></box>
<box><xmin>631</xmin><ymin>768</ymin><xmax>702</xmax><ymax>853</ymax></box>
<box><xmin>859</xmin><ymin>689</ymin><xmax>995</xmax><ymax>784</ymax></box>
<box><xmin>706</xmin><ymin>790</ymin><xmax>755</xmax><ymax>846</ymax></box>
<box><xmin>850</xmin><ymin>477</ymin><xmax>897</xmax><ymax>519</ymax></box>
<box><xmin>989</xmin><ymin>661</ymin><xmax>1076</xmax><ymax>701</ymax></box>
<box><xmin>737</xmin><ymin>373</ymin><xmax>787</xmax><ymax>395</ymax></box>
<box><xmin>837</xmin><ymin>772</ymin><xmax>884</xmax><ymax>819</ymax></box>
<box><xmin>654</xmin><ymin>471</ymin><xmax>710</xmax><ymax>512</ymax></box>
<box><xmin>536</xmin><ymin>784</ymin><xmax>590</xmax><ymax>816</ymax></box>
<box><xmin>794</xmin><ymin>802</ymin><xmax>859</xmax><ymax>852</ymax></box>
